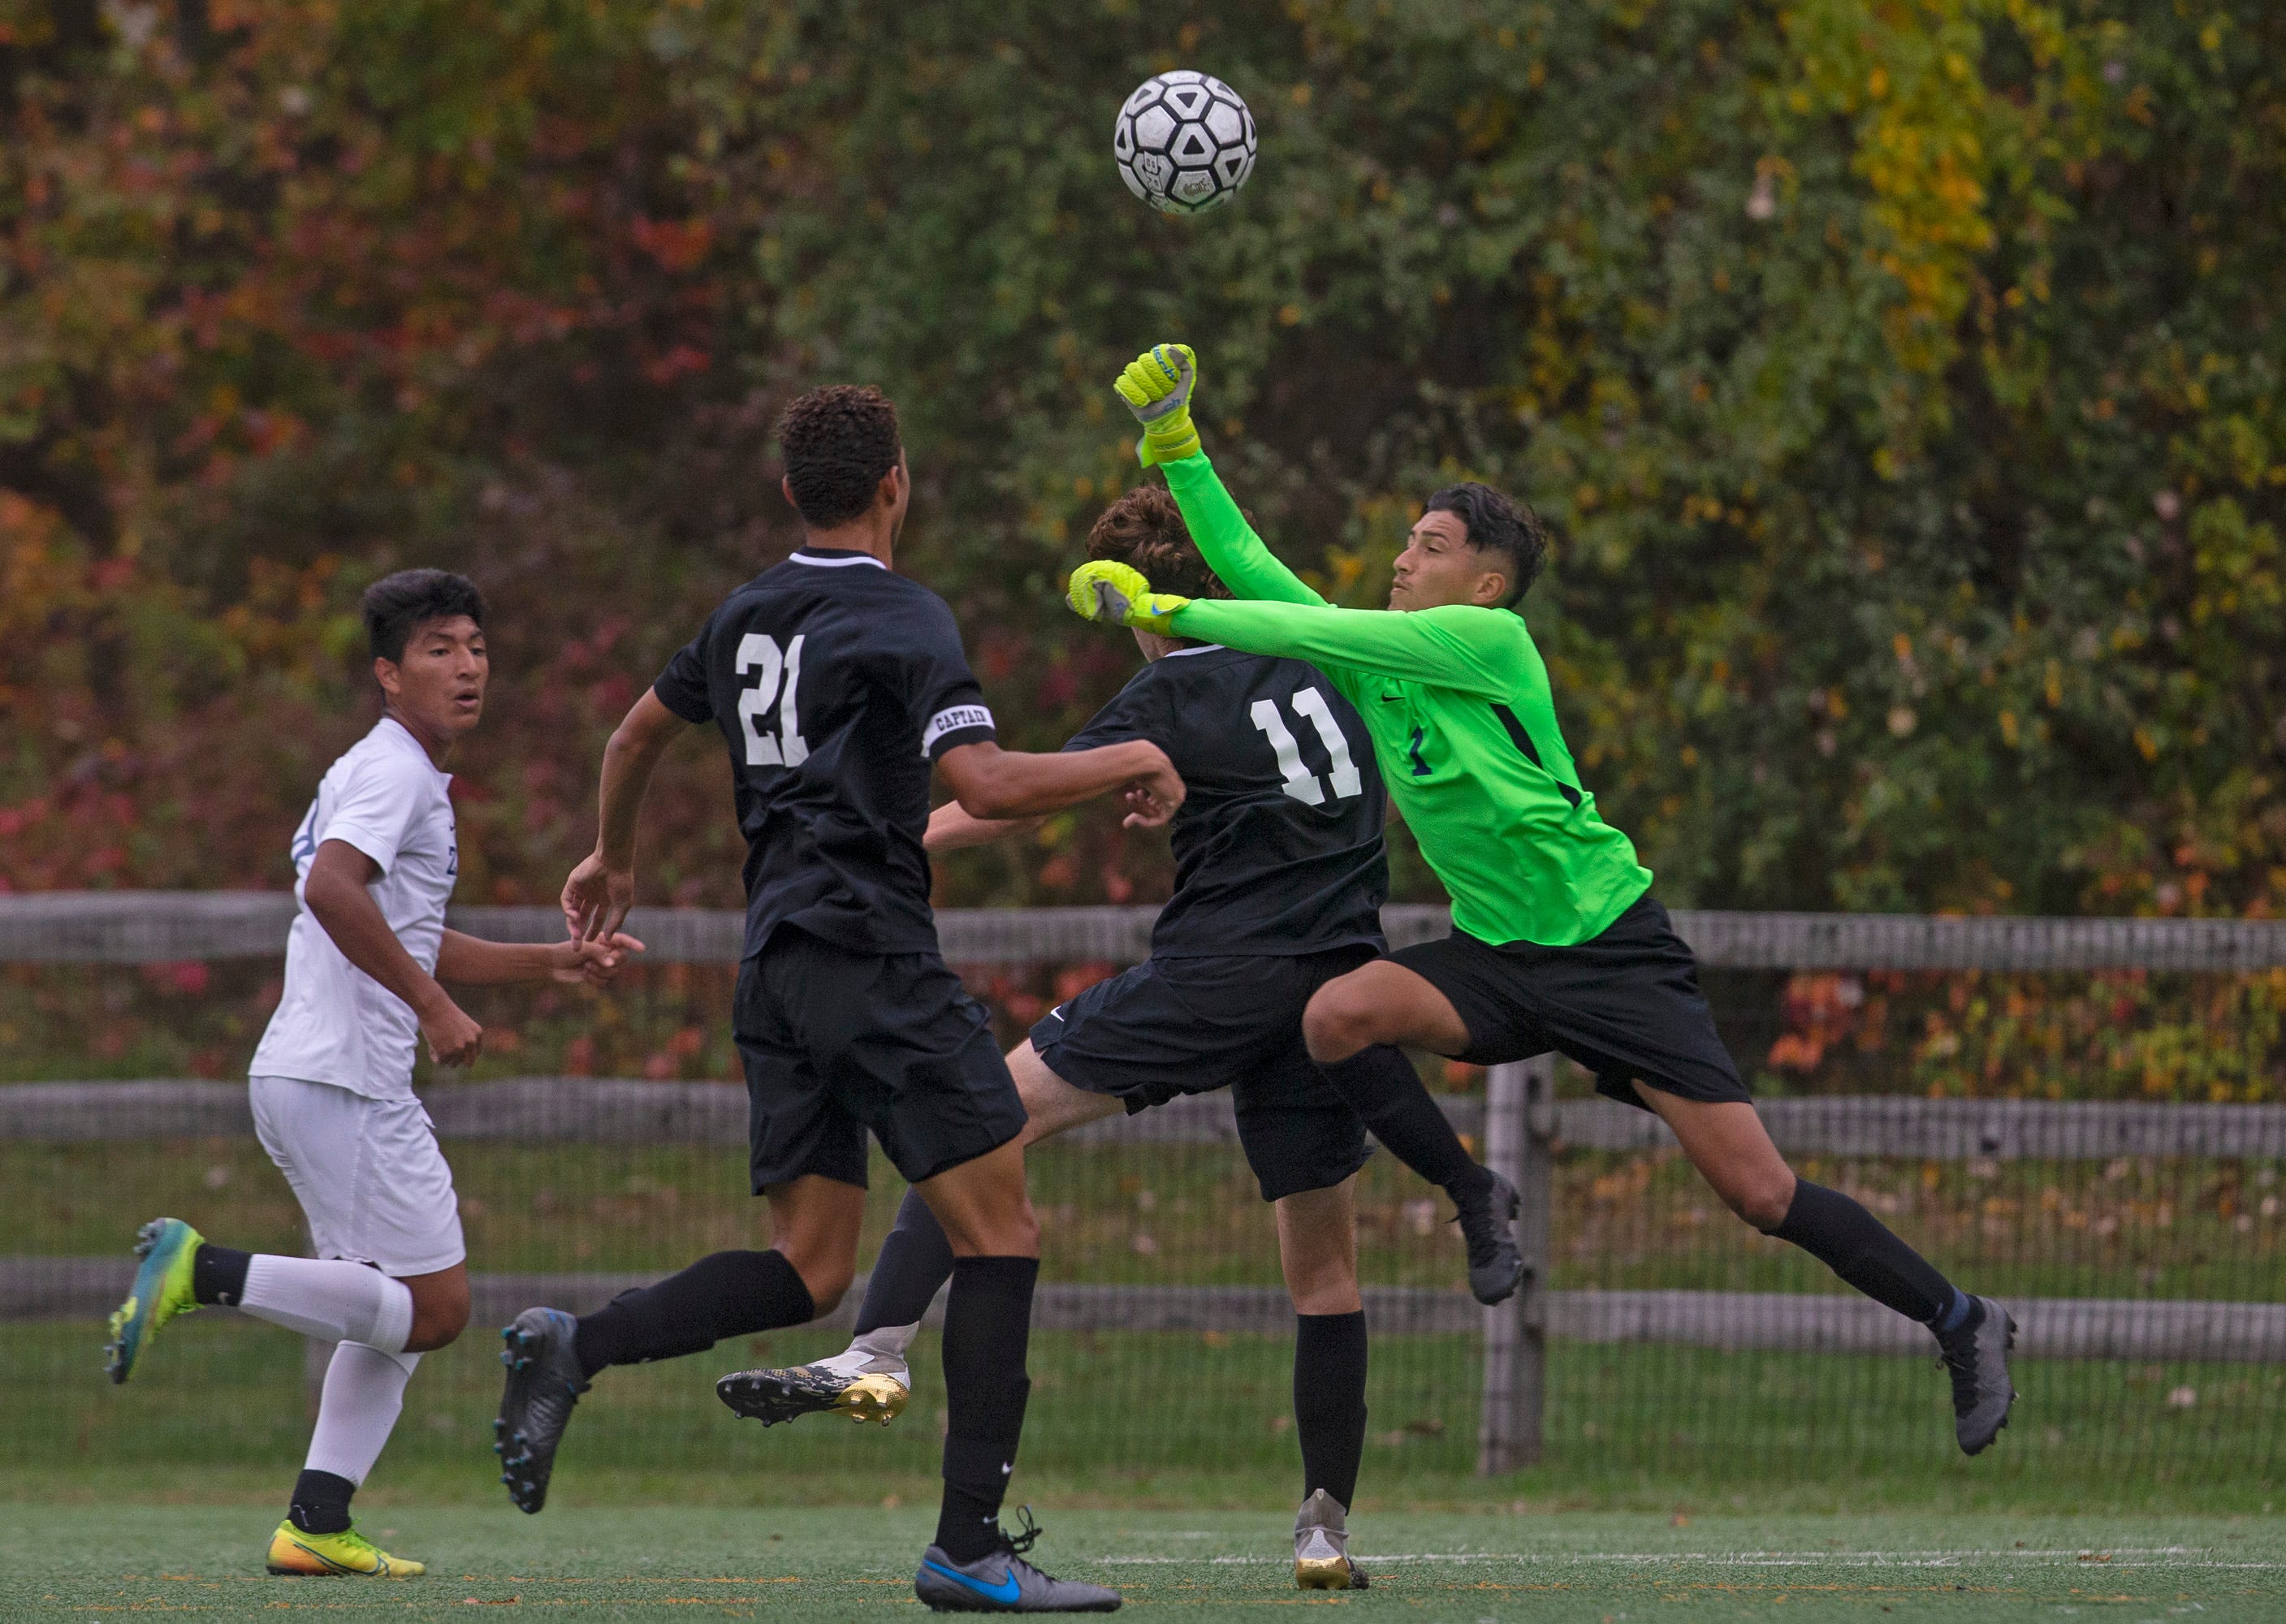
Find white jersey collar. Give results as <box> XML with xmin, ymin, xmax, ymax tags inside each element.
<box><xmin>1161</xmin><ymin>643</ymin><xmax>1227</xmax><ymax>658</ymax></box>
<box><xmin>789</xmin><ymin>549</ymin><xmax>888</xmax><ymax>570</ymax></box>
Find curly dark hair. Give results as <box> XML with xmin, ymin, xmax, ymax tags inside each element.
<box><xmin>1424</xmin><ymin>482</ymin><xmax>1550</xmax><ymax>608</ymax></box>
<box><xmin>1086</xmin><ymin>485</ymin><xmax>1231</xmax><ymax>603</ymax></box>
<box><xmin>362</xmin><ymin>568</ymin><xmax>486</xmax><ymax>663</ymax></box>
<box><xmin>776</xmin><ymin>384</ymin><xmax>903</xmax><ymax>529</ymax></box>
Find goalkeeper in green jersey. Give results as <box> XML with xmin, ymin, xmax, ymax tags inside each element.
<box><xmin>1066</xmin><ymin>344</ymin><xmax>2019</xmax><ymax>1458</ymax></box>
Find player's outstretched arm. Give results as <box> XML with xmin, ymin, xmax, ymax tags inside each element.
<box><xmin>925</xmin><ymin>801</ymin><xmax>1049</xmax><ymax>853</ymax></box>
<box><xmin>565</xmin><ymin>689</ymin><xmax>693</xmax><ymax>944</ymax></box>
<box><xmin>936</xmin><ymin>737</ymin><xmax>1182</xmax><ymax>828</ymax></box>
<box><xmin>1113</xmin><ymin>344</ymin><xmax>1325</xmax><ymax>610</ymax></box>
<box><xmin>1069</xmin><ymin>560</ymin><xmax>1519</xmax><ymax>699</ymax></box>
<box><xmin>435</xmin><ymin>928</ymin><xmax>646</xmax><ymax>987</ymax></box>
<box><xmin>302</xmin><ymin>840</ymin><xmax>485</xmax><ymax>1066</ymax></box>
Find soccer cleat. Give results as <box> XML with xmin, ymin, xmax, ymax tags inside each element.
<box><xmin>716</xmin><ymin>1346</ymin><xmax>911</xmax><ymax>1427</ymax></box>
<box><xmin>264</xmin><ymin>1519</ymin><xmax>424</xmax><ymax>1577</ymax></box>
<box><xmin>494</xmin><ymin>1307</ymin><xmax>590</xmax><ymax>1514</ymax></box>
<box><xmin>914</xmin><ymin>1511</ymin><xmax>1119</xmax><ymax>1613</ymax></box>
<box><xmin>1451</xmin><ymin>1169</ymin><xmax>1524</xmax><ymax>1305</ymax></box>
<box><xmin>1938</xmin><ymin>1295</ymin><xmax>2018</xmax><ymax>1455</ymax></box>
<box><xmin>105</xmin><ymin>1217</ymin><xmax>203</xmax><ymax>1384</ymax></box>
<box><xmin>1292</xmin><ymin>1488</ymin><xmax>1369</xmax><ymax>1590</ymax></box>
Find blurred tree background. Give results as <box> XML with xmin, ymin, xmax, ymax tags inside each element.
<box><xmin>3</xmin><ymin>0</ymin><xmax>2281</xmax><ymax>935</ymax></box>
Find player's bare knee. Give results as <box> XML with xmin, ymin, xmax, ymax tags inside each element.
<box><xmin>1722</xmin><ymin>1173</ymin><xmax>1796</xmax><ymax>1233</ymax></box>
<box><xmin>404</xmin><ymin>1282</ymin><xmax>470</xmax><ymax>1352</ymax></box>
<box><xmin>1302</xmin><ymin>985</ymin><xmax>1378</xmax><ymax>1064</ymax></box>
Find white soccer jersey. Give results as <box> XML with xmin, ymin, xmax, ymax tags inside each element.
<box><xmin>249</xmin><ymin>716</ymin><xmax>459</xmax><ymax>1100</ymax></box>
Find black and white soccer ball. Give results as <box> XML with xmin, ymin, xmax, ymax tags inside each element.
<box><xmin>1113</xmin><ymin>71</ymin><xmax>1257</xmax><ymax>216</ymax></box>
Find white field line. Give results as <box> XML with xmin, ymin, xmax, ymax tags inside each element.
<box><xmin>1093</xmin><ymin>1546</ymin><xmax>2286</xmax><ymax>1570</ymax></box>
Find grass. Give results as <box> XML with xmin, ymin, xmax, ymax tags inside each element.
<box><xmin>2</xmin><ymin>1502</ymin><xmax>2283</xmax><ymax>1620</ymax></box>
<box><xmin>11</xmin><ymin>1312</ymin><xmax>2280</xmax><ymax>1516</ymax></box>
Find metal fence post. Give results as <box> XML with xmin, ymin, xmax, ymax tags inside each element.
<box><xmin>1477</xmin><ymin>1054</ymin><xmax>1553</xmax><ymax>1475</ymax></box>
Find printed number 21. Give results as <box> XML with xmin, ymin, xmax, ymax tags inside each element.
<box><xmin>737</xmin><ymin>633</ymin><xmax>809</xmax><ymax>767</ymax></box>
<box><xmin>1250</xmin><ymin>687</ymin><xmax>1363</xmax><ymax>806</ymax></box>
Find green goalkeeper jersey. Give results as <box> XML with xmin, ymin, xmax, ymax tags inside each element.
<box><xmin>1160</xmin><ymin>452</ymin><xmax>1651</xmax><ymax>948</ymax></box>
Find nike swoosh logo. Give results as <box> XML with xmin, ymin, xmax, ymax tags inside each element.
<box><xmin>1379</xmin><ymin>695</ymin><xmax>1402</xmax><ymax>702</ymax></box>
<box><xmin>923</xmin><ymin>1559</ymin><xmax>1022</xmax><ymax>1604</ymax></box>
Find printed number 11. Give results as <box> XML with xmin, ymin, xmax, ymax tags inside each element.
<box><xmin>1250</xmin><ymin>687</ymin><xmax>1363</xmax><ymax>806</ymax></box>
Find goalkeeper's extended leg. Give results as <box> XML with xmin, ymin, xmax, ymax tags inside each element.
<box><xmin>1639</xmin><ymin>1086</ymin><xmax>2017</xmax><ymax>1456</ymax></box>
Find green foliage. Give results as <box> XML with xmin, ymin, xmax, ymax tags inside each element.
<box><xmin>3</xmin><ymin>0</ymin><xmax>2282</xmax><ymax>931</ymax></box>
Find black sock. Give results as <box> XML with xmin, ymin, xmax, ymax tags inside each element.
<box><xmin>572</xmin><ymin>1249</ymin><xmax>815</xmax><ymax>1379</ymax></box>
<box><xmin>1316</xmin><ymin>1046</ymin><xmax>1489</xmax><ymax>1198</ymax></box>
<box><xmin>935</xmin><ymin>1255</ymin><xmax>1038</xmax><ymax>1562</ymax></box>
<box><xmin>1769</xmin><ymin>1181</ymin><xmax>1957</xmax><ymax>1326</ymax></box>
<box><xmin>1293</xmin><ymin>1311</ymin><xmax>1368</xmax><ymax>1510</ymax></box>
<box><xmin>287</xmin><ymin>1468</ymin><xmax>355</xmax><ymax>1535</ymax></box>
<box><xmin>192</xmin><ymin>1243</ymin><xmax>251</xmax><ymax>1307</ymax></box>
<box><xmin>856</xmin><ymin>1188</ymin><xmax>957</xmax><ymax>1335</ymax></box>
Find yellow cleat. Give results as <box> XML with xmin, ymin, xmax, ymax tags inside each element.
<box><xmin>265</xmin><ymin>1520</ymin><xmax>426</xmax><ymax>1578</ymax></box>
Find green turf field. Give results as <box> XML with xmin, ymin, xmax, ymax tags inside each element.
<box><xmin>2</xmin><ymin>1504</ymin><xmax>2280</xmax><ymax>1620</ymax></box>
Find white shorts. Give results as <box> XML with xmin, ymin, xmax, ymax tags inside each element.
<box><xmin>250</xmin><ymin>1076</ymin><xmax>467</xmax><ymax>1277</ymax></box>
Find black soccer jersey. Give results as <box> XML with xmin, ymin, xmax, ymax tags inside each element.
<box><xmin>1062</xmin><ymin>643</ymin><xmax>1387</xmax><ymax>958</ymax></box>
<box><xmin>654</xmin><ymin>548</ymin><xmax>997</xmax><ymax>959</ymax></box>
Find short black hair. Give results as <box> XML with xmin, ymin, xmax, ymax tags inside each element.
<box><xmin>362</xmin><ymin>569</ymin><xmax>486</xmax><ymax>663</ymax></box>
<box><xmin>777</xmin><ymin>384</ymin><xmax>903</xmax><ymax>529</ymax></box>
<box><xmin>1424</xmin><ymin>483</ymin><xmax>1549</xmax><ymax>609</ymax></box>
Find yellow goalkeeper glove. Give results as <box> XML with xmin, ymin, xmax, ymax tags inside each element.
<box><xmin>1065</xmin><ymin>559</ymin><xmax>1191</xmax><ymax>635</ymax></box>
<box><xmin>1113</xmin><ymin>343</ymin><xmax>1200</xmax><ymax>466</ymax></box>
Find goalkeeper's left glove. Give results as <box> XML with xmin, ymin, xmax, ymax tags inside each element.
<box><xmin>1113</xmin><ymin>343</ymin><xmax>1200</xmax><ymax>466</ymax></box>
<box><xmin>1066</xmin><ymin>559</ymin><xmax>1191</xmax><ymax>635</ymax></box>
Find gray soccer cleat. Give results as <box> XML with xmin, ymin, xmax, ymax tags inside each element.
<box><xmin>1292</xmin><ymin>1488</ymin><xmax>1369</xmax><ymax>1590</ymax></box>
<box><xmin>716</xmin><ymin>1346</ymin><xmax>910</xmax><ymax>1427</ymax></box>
<box><xmin>914</xmin><ymin>1510</ymin><xmax>1120</xmax><ymax>1613</ymax></box>
<box><xmin>1452</xmin><ymin>1168</ymin><xmax>1524</xmax><ymax>1305</ymax></box>
<box><xmin>494</xmin><ymin>1307</ymin><xmax>590</xmax><ymax>1513</ymax></box>
<box><xmin>1937</xmin><ymin>1295</ymin><xmax>2017</xmax><ymax>1455</ymax></box>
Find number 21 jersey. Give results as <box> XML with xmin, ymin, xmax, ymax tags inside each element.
<box><xmin>652</xmin><ymin>548</ymin><xmax>997</xmax><ymax>960</ymax></box>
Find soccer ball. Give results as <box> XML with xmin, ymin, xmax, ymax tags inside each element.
<box><xmin>1113</xmin><ymin>71</ymin><xmax>1257</xmax><ymax>216</ymax></box>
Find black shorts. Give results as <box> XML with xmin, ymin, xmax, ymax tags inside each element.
<box><xmin>1030</xmin><ymin>946</ymin><xmax>1376</xmax><ymax>1203</ymax></box>
<box><xmin>734</xmin><ymin>927</ymin><xmax>1027</xmax><ymax>1191</ymax></box>
<box><xmin>1389</xmin><ymin>892</ymin><xmax>1749</xmax><ymax>1113</ymax></box>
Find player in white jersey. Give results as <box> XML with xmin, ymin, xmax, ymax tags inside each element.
<box><xmin>103</xmin><ymin>569</ymin><xmax>641</xmax><ymax>1579</ymax></box>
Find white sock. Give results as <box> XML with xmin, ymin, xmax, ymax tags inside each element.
<box><xmin>239</xmin><ymin>1255</ymin><xmax>415</xmax><ymax>1354</ymax></box>
<box><xmin>303</xmin><ymin>1341</ymin><xmax>421</xmax><ymax>1486</ymax></box>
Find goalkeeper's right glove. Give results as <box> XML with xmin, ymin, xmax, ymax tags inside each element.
<box><xmin>1065</xmin><ymin>559</ymin><xmax>1191</xmax><ymax>635</ymax></box>
<box><xmin>1114</xmin><ymin>343</ymin><xmax>1200</xmax><ymax>466</ymax></box>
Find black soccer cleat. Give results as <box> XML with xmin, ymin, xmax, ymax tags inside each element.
<box><xmin>1451</xmin><ymin>1168</ymin><xmax>1524</xmax><ymax>1305</ymax></box>
<box><xmin>716</xmin><ymin>1356</ymin><xmax>909</xmax><ymax>1427</ymax></box>
<box><xmin>1937</xmin><ymin>1295</ymin><xmax>2017</xmax><ymax>1455</ymax></box>
<box><xmin>914</xmin><ymin>1512</ymin><xmax>1120</xmax><ymax>1613</ymax></box>
<box><xmin>494</xmin><ymin>1307</ymin><xmax>590</xmax><ymax>1514</ymax></box>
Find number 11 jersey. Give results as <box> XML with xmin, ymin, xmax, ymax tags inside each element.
<box><xmin>1061</xmin><ymin>644</ymin><xmax>1388</xmax><ymax>959</ymax></box>
<box><xmin>652</xmin><ymin>547</ymin><xmax>998</xmax><ymax>961</ymax></box>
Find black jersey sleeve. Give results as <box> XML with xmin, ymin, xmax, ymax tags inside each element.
<box><xmin>905</xmin><ymin>596</ymin><xmax>997</xmax><ymax>761</ymax></box>
<box><xmin>1058</xmin><ymin>668</ymin><xmax>1170</xmax><ymax>754</ymax></box>
<box><xmin>652</xmin><ymin>615</ymin><xmax>716</xmax><ymax>725</ymax></box>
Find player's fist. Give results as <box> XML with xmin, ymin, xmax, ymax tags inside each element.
<box><xmin>1113</xmin><ymin>343</ymin><xmax>1200</xmax><ymax>466</ymax></box>
<box><xmin>419</xmin><ymin>995</ymin><xmax>484</xmax><ymax>1068</ymax></box>
<box><xmin>1066</xmin><ymin>559</ymin><xmax>1191</xmax><ymax>634</ymax></box>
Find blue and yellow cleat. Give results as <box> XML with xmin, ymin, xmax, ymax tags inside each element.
<box><xmin>105</xmin><ymin>1217</ymin><xmax>202</xmax><ymax>1384</ymax></box>
<box><xmin>265</xmin><ymin>1519</ymin><xmax>425</xmax><ymax>1577</ymax></box>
